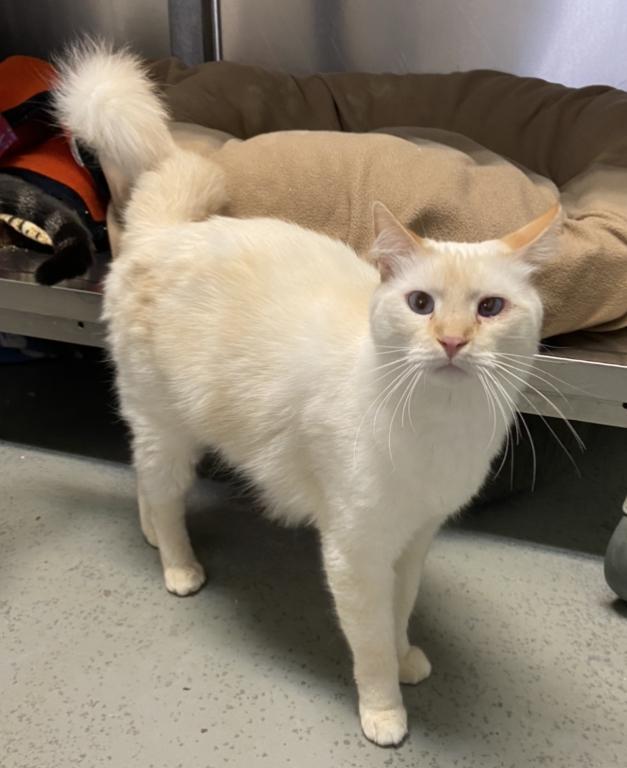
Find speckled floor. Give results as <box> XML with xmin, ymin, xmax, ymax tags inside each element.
<box><xmin>1</xmin><ymin>440</ymin><xmax>625</xmax><ymax>768</ymax></box>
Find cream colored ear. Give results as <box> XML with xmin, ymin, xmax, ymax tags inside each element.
<box><xmin>371</xmin><ymin>202</ymin><xmax>423</xmax><ymax>280</ymax></box>
<box><xmin>501</xmin><ymin>202</ymin><xmax>562</xmax><ymax>255</ymax></box>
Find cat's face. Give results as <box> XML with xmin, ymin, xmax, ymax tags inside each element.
<box><xmin>368</xmin><ymin>203</ymin><xmax>560</xmax><ymax>381</ymax></box>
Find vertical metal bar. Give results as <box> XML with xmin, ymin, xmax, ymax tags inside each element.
<box><xmin>208</xmin><ymin>0</ymin><xmax>223</xmax><ymax>61</ymax></box>
<box><xmin>168</xmin><ymin>0</ymin><xmax>222</xmax><ymax>65</ymax></box>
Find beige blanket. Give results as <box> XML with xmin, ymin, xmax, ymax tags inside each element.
<box><xmin>141</xmin><ymin>60</ymin><xmax>627</xmax><ymax>338</ymax></box>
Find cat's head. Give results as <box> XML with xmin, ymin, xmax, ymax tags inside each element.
<box><xmin>368</xmin><ymin>202</ymin><xmax>561</xmax><ymax>381</ymax></box>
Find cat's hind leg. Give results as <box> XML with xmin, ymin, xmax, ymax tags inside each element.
<box><xmin>133</xmin><ymin>426</ymin><xmax>205</xmax><ymax>596</ymax></box>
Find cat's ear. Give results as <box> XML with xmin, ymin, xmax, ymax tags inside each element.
<box><xmin>371</xmin><ymin>202</ymin><xmax>423</xmax><ymax>280</ymax></box>
<box><xmin>501</xmin><ymin>202</ymin><xmax>562</xmax><ymax>266</ymax></box>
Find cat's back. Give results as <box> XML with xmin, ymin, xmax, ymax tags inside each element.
<box><xmin>105</xmin><ymin>214</ymin><xmax>376</xmax><ymax>358</ymax></box>
<box><xmin>111</xmin><ymin>214</ymin><xmax>374</xmax><ymax>289</ymax></box>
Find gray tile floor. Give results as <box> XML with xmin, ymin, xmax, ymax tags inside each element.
<box><xmin>2</xmin><ymin>438</ymin><xmax>626</xmax><ymax>768</ymax></box>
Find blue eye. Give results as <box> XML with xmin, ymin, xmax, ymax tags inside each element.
<box><xmin>407</xmin><ymin>291</ymin><xmax>434</xmax><ymax>315</ymax></box>
<box><xmin>478</xmin><ymin>297</ymin><xmax>505</xmax><ymax>317</ymax></box>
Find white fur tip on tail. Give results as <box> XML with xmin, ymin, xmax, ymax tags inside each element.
<box><xmin>53</xmin><ymin>38</ymin><xmax>175</xmax><ymax>182</ymax></box>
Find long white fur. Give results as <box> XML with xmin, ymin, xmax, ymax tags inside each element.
<box><xmin>56</xmin><ymin>44</ymin><xmax>557</xmax><ymax>748</ymax></box>
<box><xmin>54</xmin><ymin>41</ymin><xmax>226</xmax><ymax>230</ymax></box>
<box><xmin>53</xmin><ymin>40</ymin><xmax>175</xmax><ymax>184</ymax></box>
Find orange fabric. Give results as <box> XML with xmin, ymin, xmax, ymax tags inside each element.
<box><xmin>0</xmin><ymin>55</ymin><xmax>107</xmax><ymax>221</ymax></box>
<box><xmin>0</xmin><ymin>135</ymin><xmax>107</xmax><ymax>222</ymax></box>
<box><xmin>0</xmin><ymin>56</ymin><xmax>55</xmax><ymax>112</ymax></box>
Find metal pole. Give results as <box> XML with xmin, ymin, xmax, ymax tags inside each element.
<box><xmin>208</xmin><ymin>0</ymin><xmax>223</xmax><ymax>61</ymax></box>
<box><xmin>168</xmin><ymin>0</ymin><xmax>222</xmax><ymax>65</ymax></box>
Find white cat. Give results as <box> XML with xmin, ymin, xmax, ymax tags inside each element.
<box><xmin>56</xmin><ymin>45</ymin><xmax>560</xmax><ymax>746</ymax></box>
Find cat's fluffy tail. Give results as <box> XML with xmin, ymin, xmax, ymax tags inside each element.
<box><xmin>125</xmin><ymin>149</ymin><xmax>227</xmax><ymax>231</ymax></box>
<box><xmin>54</xmin><ymin>40</ymin><xmax>175</xmax><ymax>184</ymax></box>
<box><xmin>54</xmin><ymin>39</ymin><xmax>226</xmax><ymax>231</ymax></box>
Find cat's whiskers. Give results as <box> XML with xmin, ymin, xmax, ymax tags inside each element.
<box><xmin>372</xmin><ymin>357</ymin><xmax>412</xmax><ymax>376</ymax></box>
<box><xmin>371</xmin><ymin>364</ymin><xmax>414</xmax><ymax>424</ymax></box>
<box><xmin>375</xmin><ymin>345</ymin><xmax>413</xmax><ymax>353</ymax></box>
<box><xmin>477</xmin><ymin>368</ymin><xmax>514</xmax><ymax>481</ymax></box>
<box><xmin>375</xmin><ymin>367</ymin><xmax>418</xmax><ymax>466</ymax></box>
<box><xmin>353</xmin><ymin>357</ymin><xmax>426</xmax><ymax>470</ymax></box>
<box><xmin>352</xmin><ymin>360</ymin><xmax>413</xmax><ymax>465</ymax></box>
<box><xmin>483</xmin><ymin>368</ymin><xmax>519</xmax><ymax>480</ymax></box>
<box><xmin>482</xmin><ymin>367</ymin><xmax>537</xmax><ymax>489</ymax></box>
<box><xmin>476</xmin><ymin>370</ymin><xmax>497</xmax><ymax>449</ymax></box>
<box><xmin>483</xmin><ymin>367</ymin><xmax>521</xmax><ymax>442</ymax></box>
<box><xmin>401</xmin><ymin>367</ymin><xmax>423</xmax><ymax>431</ymax></box>
<box><xmin>493</xmin><ymin>352</ymin><xmax>589</xmax><ymax>398</ymax></box>
<box><xmin>491</xmin><ymin>363</ymin><xmax>584</xmax><ymax>451</ymax></box>
<box><xmin>494</xmin><ymin>360</ymin><xmax>568</xmax><ymax>405</ymax></box>
<box><xmin>490</xmin><ymin>367</ymin><xmax>583</xmax><ymax>477</ymax></box>
<box><xmin>387</xmin><ymin>363</ymin><xmax>422</xmax><ymax>466</ymax></box>
<box><xmin>490</xmin><ymin>355</ymin><xmax>578</xmax><ymax>402</ymax></box>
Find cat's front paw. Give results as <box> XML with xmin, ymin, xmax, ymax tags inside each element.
<box><xmin>399</xmin><ymin>645</ymin><xmax>432</xmax><ymax>685</ymax></box>
<box><xmin>360</xmin><ymin>705</ymin><xmax>408</xmax><ymax>747</ymax></box>
<box><xmin>164</xmin><ymin>563</ymin><xmax>206</xmax><ymax>596</ymax></box>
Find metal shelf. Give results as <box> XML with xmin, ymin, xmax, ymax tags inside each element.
<box><xmin>0</xmin><ymin>247</ymin><xmax>107</xmax><ymax>347</ymax></box>
<box><xmin>1</xmin><ymin>245</ymin><xmax>625</xmax><ymax>426</ymax></box>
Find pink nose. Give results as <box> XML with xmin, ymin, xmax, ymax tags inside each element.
<box><xmin>438</xmin><ymin>336</ymin><xmax>468</xmax><ymax>359</ymax></box>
